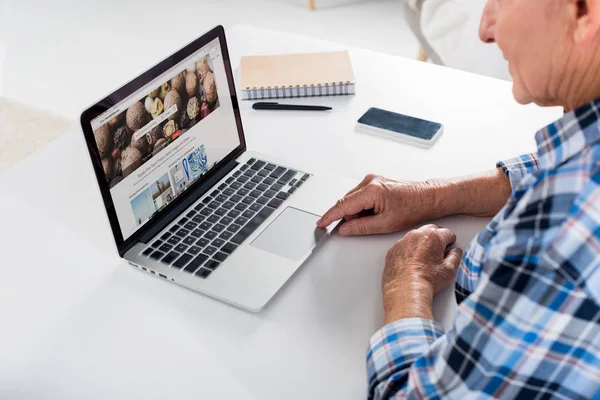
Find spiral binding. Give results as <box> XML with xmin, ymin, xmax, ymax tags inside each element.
<box><xmin>241</xmin><ymin>82</ymin><xmax>355</xmax><ymax>100</ymax></box>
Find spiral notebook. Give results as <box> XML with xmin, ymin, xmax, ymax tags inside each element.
<box><xmin>240</xmin><ymin>51</ymin><xmax>356</xmax><ymax>100</ymax></box>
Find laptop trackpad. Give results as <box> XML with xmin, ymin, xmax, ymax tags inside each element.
<box><xmin>251</xmin><ymin>207</ymin><xmax>326</xmax><ymax>261</ymax></box>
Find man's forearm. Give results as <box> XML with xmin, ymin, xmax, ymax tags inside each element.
<box><xmin>384</xmin><ymin>280</ymin><xmax>435</xmax><ymax>324</ymax></box>
<box><xmin>426</xmin><ymin>168</ymin><xmax>512</xmax><ymax>219</ymax></box>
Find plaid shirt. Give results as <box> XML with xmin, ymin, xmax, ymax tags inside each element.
<box><xmin>367</xmin><ymin>98</ymin><xmax>600</xmax><ymax>399</ymax></box>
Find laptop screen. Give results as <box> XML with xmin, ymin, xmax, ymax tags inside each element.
<box><xmin>90</xmin><ymin>37</ymin><xmax>240</xmax><ymax>241</ymax></box>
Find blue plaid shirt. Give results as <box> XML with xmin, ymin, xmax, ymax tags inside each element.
<box><xmin>367</xmin><ymin>98</ymin><xmax>600</xmax><ymax>399</ymax></box>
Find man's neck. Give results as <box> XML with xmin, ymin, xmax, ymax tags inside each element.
<box><xmin>562</xmin><ymin>44</ymin><xmax>600</xmax><ymax>111</ymax></box>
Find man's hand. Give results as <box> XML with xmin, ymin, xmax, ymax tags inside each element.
<box><xmin>317</xmin><ymin>168</ymin><xmax>513</xmax><ymax>236</ymax></box>
<box><xmin>382</xmin><ymin>224</ymin><xmax>463</xmax><ymax>324</ymax></box>
<box><xmin>316</xmin><ymin>174</ymin><xmax>443</xmax><ymax>236</ymax></box>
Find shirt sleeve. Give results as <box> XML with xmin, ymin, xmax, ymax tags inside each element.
<box><xmin>367</xmin><ymin>318</ymin><xmax>445</xmax><ymax>399</ymax></box>
<box><xmin>496</xmin><ymin>153</ymin><xmax>539</xmax><ymax>190</ymax></box>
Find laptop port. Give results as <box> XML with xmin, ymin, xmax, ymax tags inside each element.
<box><xmin>159</xmin><ymin>274</ymin><xmax>167</xmax><ymax>279</ymax></box>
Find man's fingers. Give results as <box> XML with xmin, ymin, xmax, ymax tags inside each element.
<box><xmin>343</xmin><ymin>213</ymin><xmax>360</xmax><ymax>222</ymax></box>
<box><xmin>417</xmin><ymin>223</ymin><xmax>440</xmax><ymax>231</ymax></box>
<box><xmin>420</xmin><ymin>225</ymin><xmax>456</xmax><ymax>249</ymax></box>
<box><xmin>444</xmin><ymin>248</ymin><xmax>464</xmax><ymax>269</ymax></box>
<box><xmin>344</xmin><ymin>174</ymin><xmax>375</xmax><ymax>196</ymax></box>
<box><xmin>317</xmin><ymin>189</ymin><xmax>374</xmax><ymax>228</ymax></box>
<box><xmin>338</xmin><ymin>214</ymin><xmax>386</xmax><ymax>236</ymax></box>
<box><xmin>436</xmin><ymin>228</ymin><xmax>457</xmax><ymax>247</ymax></box>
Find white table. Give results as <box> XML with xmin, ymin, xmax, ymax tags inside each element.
<box><xmin>0</xmin><ymin>26</ymin><xmax>561</xmax><ymax>399</ymax></box>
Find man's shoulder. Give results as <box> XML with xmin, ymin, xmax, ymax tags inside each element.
<box><xmin>538</xmin><ymin>164</ymin><xmax>600</xmax><ymax>303</ymax></box>
<box><xmin>491</xmin><ymin>153</ymin><xmax>600</xmax><ymax>300</ymax></box>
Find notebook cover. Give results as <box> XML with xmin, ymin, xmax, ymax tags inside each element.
<box><xmin>240</xmin><ymin>51</ymin><xmax>355</xmax><ymax>89</ymax></box>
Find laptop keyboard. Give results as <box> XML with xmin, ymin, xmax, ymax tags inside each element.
<box><xmin>140</xmin><ymin>158</ymin><xmax>310</xmax><ymax>279</ymax></box>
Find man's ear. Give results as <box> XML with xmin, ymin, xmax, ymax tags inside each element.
<box><xmin>573</xmin><ymin>0</ymin><xmax>600</xmax><ymax>43</ymax></box>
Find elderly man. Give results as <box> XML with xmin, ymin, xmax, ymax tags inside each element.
<box><xmin>317</xmin><ymin>0</ymin><xmax>600</xmax><ymax>398</ymax></box>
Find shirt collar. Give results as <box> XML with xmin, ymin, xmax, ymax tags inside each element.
<box><xmin>535</xmin><ymin>97</ymin><xmax>600</xmax><ymax>170</ymax></box>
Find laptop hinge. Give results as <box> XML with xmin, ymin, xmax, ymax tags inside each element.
<box><xmin>136</xmin><ymin>158</ymin><xmax>239</xmax><ymax>246</ymax></box>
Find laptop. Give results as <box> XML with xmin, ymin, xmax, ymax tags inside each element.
<box><xmin>80</xmin><ymin>26</ymin><xmax>351</xmax><ymax>311</ymax></box>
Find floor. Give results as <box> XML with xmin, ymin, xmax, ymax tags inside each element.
<box><xmin>0</xmin><ymin>0</ymin><xmax>418</xmax><ymax>172</ymax></box>
<box><xmin>0</xmin><ymin>99</ymin><xmax>73</xmax><ymax>172</ymax></box>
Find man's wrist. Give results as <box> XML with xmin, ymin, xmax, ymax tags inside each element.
<box><xmin>423</xmin><ymin>178</ymin><xmax>464</xmax><ymax>218</ymax></box>
<box><xmin>383</xmin><ymin>279</ymin><xmax>435</xmax><ymax>324</ymax></box>
<box><xmin>425</xmin><ymin>168</ymin><xmax>512</xmax><ymax>218</ymax></box>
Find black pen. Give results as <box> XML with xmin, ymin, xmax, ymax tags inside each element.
<box><xmin>252</xmin><ymin>102</ymin><xmax>332</xmax><ymax>111</ymax></box>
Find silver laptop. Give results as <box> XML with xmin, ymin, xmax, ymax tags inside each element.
<box><xmin>80</xmin><ymin>26</ymin><xmax>350</xmax><ymax>311</ymax></box>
